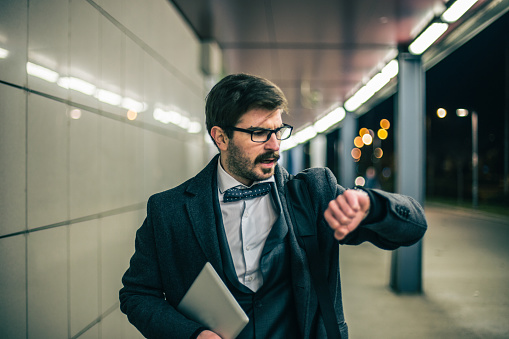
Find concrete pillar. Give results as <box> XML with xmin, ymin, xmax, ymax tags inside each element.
<box><xmin>390</xmin><ymin>52</ymin><xmax>425</xmax><ymax>293</ymax></box>
<box><xmin>340</xmin><ymin>112</ymin><xmax>357</xmax><ymax>188</ymax></box>
<box><xmin>288</xmin><ymin>144</ymin><xmax>305</xmax><ymax>174</ymax></box>
<box><xmin>310</xmin><ymin>133</ymin><xmax>327</xmax><ymax>168</ymax></box>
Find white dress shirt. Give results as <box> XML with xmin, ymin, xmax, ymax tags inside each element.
<box><xmin>217</xmin><ymin>159</ymin><xmax>278</xmax><ymax>292</ymax></box>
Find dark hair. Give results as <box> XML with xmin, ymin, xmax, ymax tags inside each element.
<box><xmin>205</xmin><ymin>73</ymin><xmax>288</xmax><ymax>139</ymax></box>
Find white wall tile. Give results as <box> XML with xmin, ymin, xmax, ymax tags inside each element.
<box><xmin>27</xmin><ymin>0</ymin><xmax>69</xmax><ymax>97</ymax></box>
<box><xmin>142</xmin><ymin>132</ymin><xmax>178</xmax><ymax>194</ymax></box>
<box><xmin>0</xmin><ymin>0</ymin><xmax>28</xmax><ymax>87</ymax></box>
<box><xmin>69</xmin><ymin>108</ymin><xmax>101</xmax><ymax>219</ymax></box>
<box><xmin>70</xmin><ymin>220</ymin><xmax>99</xmax><ymax>337</ymax></box>
<box><xmin>123</xmin><ymin>0</ymin><xmax>151</xmax><ymax>45</ymax></box>
<box><xmin>27</xmin><ymin>227</ymin><xmax>68</xmax><ymax>339</ymax></box>
<box><xmin>124</xmin><ymin>123</ymin><xmax>144</xmax><ymax>206</ymax></box>
<box><xmin>27</xmin><ymin>95</ymin><xmax>69</xmax><ymax>229</ymax></box>
<box><xmin>124</xmin><ymin>37</ymin><xmax>145</xmax><ymax>118</ymax></box>
<box><xmin>93</xmin><ymin>0</ymin><xmax>123</xmax><ymax>23</ymax></box>
<box><xmin>0</xmin><ymin>235</ymin><xmax>27</xmax><ymax>339</ymax></box>
<box><xmin>69</xmin><ymin>0</ymin><xmax>100</xmax><ymax>109</ymax></box>
<box><xmin>74</xmin><ymin>323</ymin><xmax>100</xmax><ymax>339</ymax></box>
<box><xmin>102</xmin><ymin>307</ymin><xmax>144</xmax><ymax>339</ymax></box>
<box><xmin>1</xmin><ymin>0</ymin><xmax>209</xmax><ymax>337</ymax></box>
<box><xmin>100</xmin><ymin>116</ymin><xmax>127</xmax><ymax>211</ymax></box>
<box><xmin>0</xmin><ymin>85</ymin><xmax>27</xmax><ymax>236</ymax></box>
<box><xmin>98</xmin><ymin>15</ymin><xmax>124</xmax><ymax>117</ymax></box>
<box><xmin>100</xmin><ymin>212</ymin><xmax>139</xmax><ymax>314</ymax></box>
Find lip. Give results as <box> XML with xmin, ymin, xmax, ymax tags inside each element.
<box><xmin>259</xmin><ymin>159</ymin><xmax>276</xmax><ymax>168</ymax></box>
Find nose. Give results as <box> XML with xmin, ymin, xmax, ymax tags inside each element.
<box><xmin>264</xmin><ymin>132</ymin><xmax>280</xmax><ymax>151</ymax></box>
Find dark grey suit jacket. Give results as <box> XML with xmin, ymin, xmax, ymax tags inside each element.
<box><xmin>119</xmin><ymin>154</ymin><xmax>427</xmax><ymax>338</ymax></box>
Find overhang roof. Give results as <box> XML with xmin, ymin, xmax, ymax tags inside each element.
<box><xmin>170</xmin><ymin>0</ymin><xmax>508</xmax><ymax>131</ymax></box>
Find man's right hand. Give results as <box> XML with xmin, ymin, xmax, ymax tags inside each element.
<box><xmin>197</xmin><ymin>330</ymin><xmax>222</xmax><ymax>338</ymax></box>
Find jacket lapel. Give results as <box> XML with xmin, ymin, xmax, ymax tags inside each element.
<box><xmin>184</xmin><ymin>154</ymin><xmax>223</xmax><ymax>272</ymax></box>
<box><xmin>275</xmin><ymin>165</ymin><xmax>315</xmax><ymax>338</ymax></box>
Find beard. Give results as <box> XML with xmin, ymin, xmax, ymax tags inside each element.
<box><xmin>225</xmin><ymin>139</ymin><xmax>280</xmax><ymax>183</ymax></box>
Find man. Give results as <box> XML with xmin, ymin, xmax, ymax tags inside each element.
<box><xmin>119</xmin><ymin>74</ymin><xmax>427</xmax><ymax>338</ymax></box>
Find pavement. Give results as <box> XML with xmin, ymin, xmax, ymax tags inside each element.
<box><xmin>339</xmin><ymin>204</ymin><xmax>509</xmax><ymax>339</ymax></box>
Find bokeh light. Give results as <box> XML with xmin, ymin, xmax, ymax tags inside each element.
<box><xmin>380</xmin><ymin>119</ymin><xmax>390</xmax><ymax>129</ymax></box>
<box><xmin>70</xmin><ymin>109</ymin><xmax>81</xmax><ymax>120</ymax></box>
<box><xmin>456</xmin><ymin>108</ymin><xmax>469</xmax><ymax>117</ymax></box>
<box><xmin>127</xmin><ymin>110</ymin><xmax>138</xmax><ymax>121</ymax></box>
<box><xmin>355</xmin><ymin>176</ymin><xmax>366</xmax><ymax>186</ymax></box>
<box><xmin>362</xmin><ymin>133</ymin><xmax>373</xmax><ymax>145</ymax></box>
<box><xmin>351</xmin><ymin>147</ymin><xmax>361</xmax><ymax>160</ymax></box>
<box><xmin>382</xmin><ymin>167</ymin><xmax>392</xmax><ymax>178</ymax></box>
<box><xmin>354</xmin><ymin>136</ymin><xmax>364</xmax><ymax>148</ymax></box>
<box><xmin>359</xmin><ymin>127</ymin><xmax>369</xmax><ymax>136</ymax></box>
<box><xmin>437</xmin><ymin>108</ymin><xmax>447</xmax><ymax>118</ymax></box>
<box><xmin>374</xmin><ymin>147</ymin><xmax>383</xmax><ymax>158</ymax></box>
<box><xmin>377</xmin><ymin>128</ymin><xmax>388</xmax><ymax>140</ymax></box>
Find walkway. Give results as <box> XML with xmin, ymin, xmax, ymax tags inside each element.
<box><xmin>340</xmin><ymin>204</ymin><xmax>509</xmax><ymax>338</ymax></box>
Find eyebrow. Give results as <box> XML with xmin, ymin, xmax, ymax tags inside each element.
<box><xmin>246</xmin><ymin>124</ymin><xmax>285</xmax><ymax>131</ymax></box>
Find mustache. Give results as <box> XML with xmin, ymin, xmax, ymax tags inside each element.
<box><xmin>255</xmin><ymin>152</ymin><xmax>280</xmax><ymax>163</ymax></box>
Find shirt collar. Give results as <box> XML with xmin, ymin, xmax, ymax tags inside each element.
<box><xmin>217</xmin><ymin>156</ymin><xmax>275</xmax><ymax>194</ymax></box>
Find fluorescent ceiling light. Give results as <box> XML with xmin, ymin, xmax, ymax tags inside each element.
<box><xmin>26</xmin><ymin>62</ymin><xmax>59</xmax><ymax>83</ymax></box>
<box><xmin>409</xmin><ymin>23</ymin><xmax>449</xmax><ymax>55</ymax></box>
<box><xmin>293</xmin><ymin>126</ymin><xmax>317</xmax><ymax>144</ymax></box>
<box><xmin>0</xmin><ymin>47</ymin><xmax>9</xmax><ymax>59</ymax></box>
<box><xmin>381</xmin><ymin>59</ymin><xmax>399</xmax><ymax>78</ymax></box>
<box><xmin>153</xmin><ymin>108</ymin><xmax>189</xmax><ymax>128</ymax></box>
<box><xmin>344</xmin><ymin>59</ymin><xmax>398</xmax><ymax>112</ymax></box>
<box><xmin>441</xmin><ymin>0</ymin><xmax>478</xmax><ymax>23</ymax></box>
<box><xmin>314</xmin><ymin>107</ymin><xmax>346</xmax><ymax>133</ymax></box>
<box><xmin>57</xmin><ymin>77</ymin><xmax>96</xmax><ymax>95</ymax></box>
<box><xmin>204</xmin><ymin>133</ymin><xmax>214</xmax><ymax>144</ymax></box>
<box><xmin>187</xmin><ymin>121</ymin><xmax>202</xmax><ymax>134</ymax></box>
<box><xmin>121</xmin><ymin>97</ymin><xmax>147</xmax><ymax>112</ymax></box>
<box><xmin>178</xmin><ymin>116</ymin><xmax>191</xmax><ymax>129</ymax></box>
<box><xmin>95</xmin><ymin>89</ymin><xmax>122</xmax><ymax>106</ymax></box>
<box><xmin>281</xmin><ymin>136</ymin><xmax>298</xmax><ymax>152</ymax></box>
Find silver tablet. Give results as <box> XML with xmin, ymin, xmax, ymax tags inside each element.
<box><xmin>177</xmin><ymin>262</ymin><xmax>249</xmax><ymax>339</ymax></box>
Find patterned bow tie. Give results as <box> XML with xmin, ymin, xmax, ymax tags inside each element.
<box><xmin>223</xmin><ymin>183</ymin><xmax>272</xmax><ymax>203</ymax></box>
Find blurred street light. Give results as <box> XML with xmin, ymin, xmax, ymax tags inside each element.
<box><xmin>456</xmin><ymin>108</ymin><xmax>479</xmax><ymax>209</ymax></box>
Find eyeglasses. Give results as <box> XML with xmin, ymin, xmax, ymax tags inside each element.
<box><xmin>227</xmin><ymin>123</ymin><xmax>293</xmax><ymax>143</ymax></box>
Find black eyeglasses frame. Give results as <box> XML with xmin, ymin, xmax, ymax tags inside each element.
<box><xmin>226</xmin><ymin>123</ymin><xmax>293</xmax><ymax>143</ymax></box>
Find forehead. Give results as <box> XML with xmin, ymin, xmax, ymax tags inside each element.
<box><xmin>236</xmin><ymin>108</ymin><xmax>283</xmax><ymax>127</ymax></box>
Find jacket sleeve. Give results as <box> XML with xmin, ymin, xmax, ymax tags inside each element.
<box><xmin>119</xmin><ymin>197</ymin><xmax>204</xmax><ymax>339</ymax></box>
<box><xmin>298</xmin><ymin>167</ymin><xmax>427</xmax><ymax>250</ymax></box>
<box><xmin>340</xmin><ymin>187</ymin><xmax>428</xmax><ymax>250</ymax></box>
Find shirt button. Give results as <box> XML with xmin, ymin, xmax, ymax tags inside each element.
<box><xmin>246</xmin><ymin>245</ymin><xmax>251</xmax><ymax>251</ymax></box>
<box><xmin>247</xmin><ymin>276</ymin><xmax>253</xmax><ymax>282</ymax></box>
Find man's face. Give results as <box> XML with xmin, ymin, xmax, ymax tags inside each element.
<box><xmin>221</xmin><ymin>108</ymin><xmax>283</xmax><ymax>186</ymax></box>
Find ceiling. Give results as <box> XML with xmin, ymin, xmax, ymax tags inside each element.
<box><xmin>169</xmin><ymin>0</ymin><xmax>501</xmax><ymax>131</ymax></box>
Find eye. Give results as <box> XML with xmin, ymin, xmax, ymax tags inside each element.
<box><xmin>252</xmin><ymin>129</ymin><xmax>269</xmax><ymax>137</ymax></box>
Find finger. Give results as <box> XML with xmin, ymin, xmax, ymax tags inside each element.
<box><xmin>334</xmin><ymin>226</ymin><xmax>350</xmax><ymax>240</ymax></box>
<box><xmin>327</xmin><ymin>199</ymin><xmax>354</xmax><ymax>226</ymax></box>
<box><xmin>324</xmin><ymin>207</ymin><xmax>342</xmax><ymax>229</ymax></box>
<box><xmin>342</xmin><ymin>190</ymin><xmax>361</xmax><ymax>211</ymax></box>
<box><xmin>357</xmin><ymin>191</ymin><xmax>370</xmax><ymax>212</ymax></box>
<box><xmin>335</xmin><ymin>194</ymin><xmax>358</xmax><ymax>218</ymax></box>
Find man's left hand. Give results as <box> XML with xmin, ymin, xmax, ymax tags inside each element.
<box><xmin>324</xmin><ymin>189</ymin><xmax>370</xmax><ymax>240</ymax></box>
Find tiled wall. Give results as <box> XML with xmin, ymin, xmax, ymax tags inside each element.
<box><xmin>0</xmin><ymin>0</ymin><xmax>212</xmax><ymax>337</ymax></box>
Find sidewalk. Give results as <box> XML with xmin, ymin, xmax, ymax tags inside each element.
<box><xmin>339</xmin><ymin>205</ymin><xmax>509</xmax><ymax>339</ymax></box>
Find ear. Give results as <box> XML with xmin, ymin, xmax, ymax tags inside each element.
<box><xmin>210</xmin><ymin>126</ymin><xmax>229</xmax><ymax>151</ymax></box>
